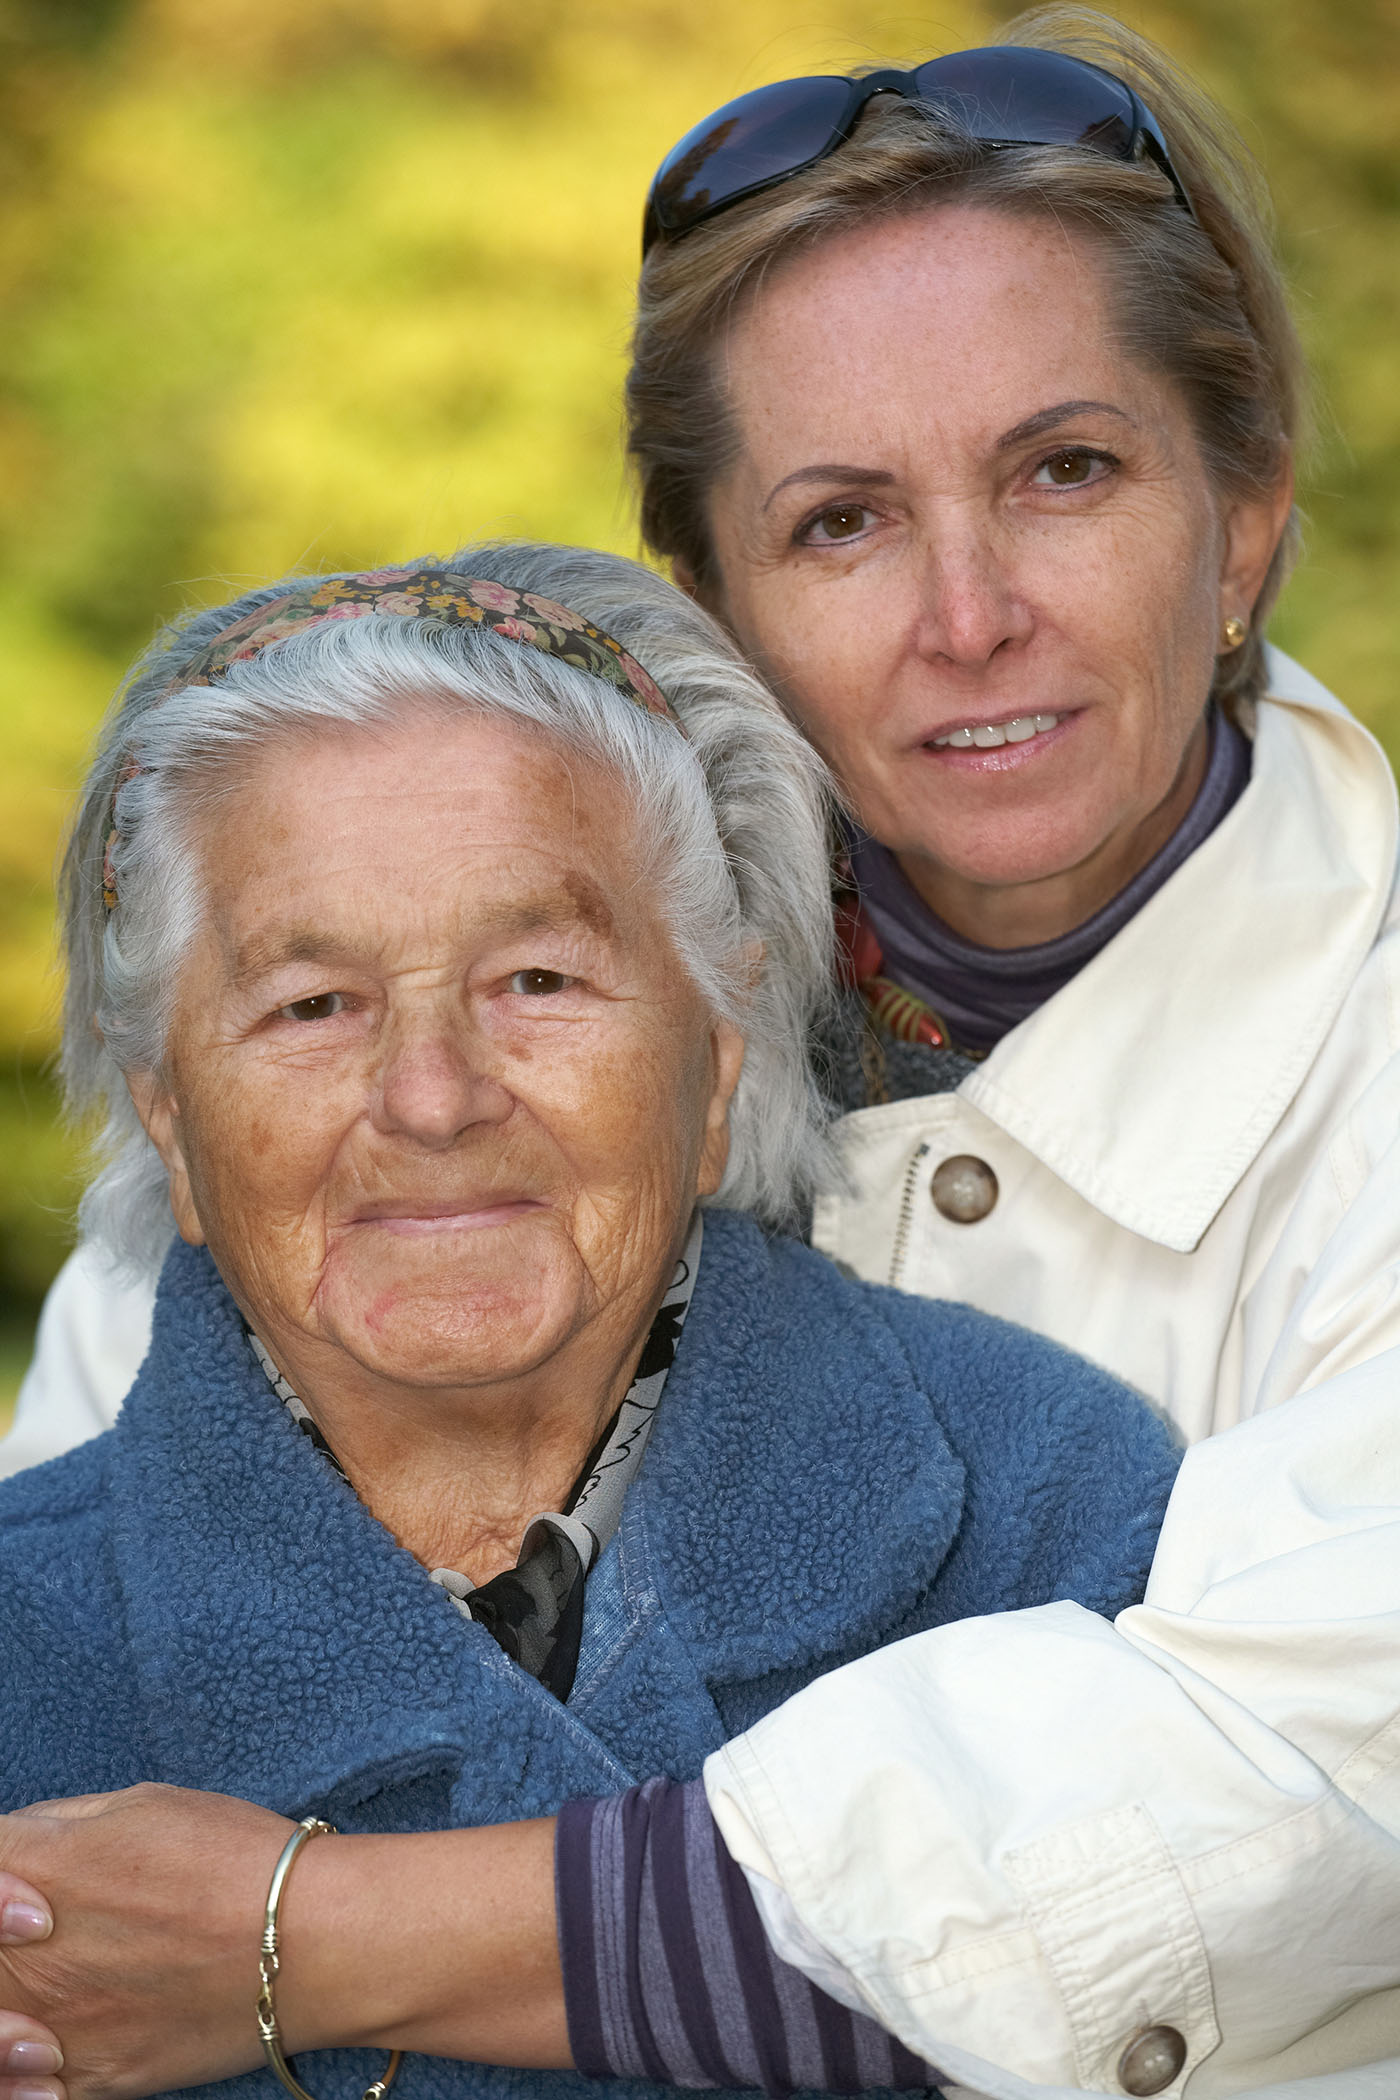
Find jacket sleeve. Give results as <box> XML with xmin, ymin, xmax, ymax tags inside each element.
<box><xmin>0</xmin><ymin>1244</ymin><xmax>154</xmax><ymax>1480</ymax></box>
<box><xmin>702</xmin><ymin>1346</ymin><xmax>1400</xmax><ymax>2099</ymax></box>
<box><xmin>1242</xmin><ymin>1049</ymin><xmax>1400</xmax><ymax>1415</ymax></box>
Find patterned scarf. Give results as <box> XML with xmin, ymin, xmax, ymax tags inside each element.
<box><xmin>249</xmin><ymin>1213</ymin><xmax>703</xmax><ymax>1703</ymax></box>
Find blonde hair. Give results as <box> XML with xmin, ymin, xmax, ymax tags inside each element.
<box><xmin>627</xmin><ymin>6</ymin><xmax>1303</xmax><ymax>711</ymax></box>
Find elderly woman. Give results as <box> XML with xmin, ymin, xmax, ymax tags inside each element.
<box><xmin>4</xmin><ymin>10</ymin><xmax>1400</xmax><ymax>2099</ymax></box>
<box><xmin>0</xmin><ymin>543</ymin><xmax>1180</xmax><ymax>2098</ymax></box>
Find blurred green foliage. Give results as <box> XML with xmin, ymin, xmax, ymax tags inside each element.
<box><xmin>0</xmin><ymin>0</ymin><xmax>1395</xmax><ymax>1360</ymax></box>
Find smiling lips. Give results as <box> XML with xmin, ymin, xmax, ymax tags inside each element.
<box><xmin>930</xmin><ymin>710</ymin><xmax>1064</xmax><ymax>751</ymax></box>
<box><xmin>354</xmin><ymin>1198</ymin><xmax>543</xmax><ymax>1235</ymax></box>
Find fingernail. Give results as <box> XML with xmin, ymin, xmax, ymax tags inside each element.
<box><xmin>11</xmin><ymin>2083</ymin><xmax>63</xmax><ymax>2100</ymax></box>
<box><xmin>0</xmin><ymin>1901</ymin><xmax>52</xmax><ymax>1943</ymax></box>
<box><xmin>5</xmin><ymin>2041</ymin><xmax>64</xmax><ymax>2074</ymax></box>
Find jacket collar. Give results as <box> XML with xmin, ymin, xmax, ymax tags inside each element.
<box><xmin>959</xmin><ymin>650</ymin><xmax>1399</xmax><ymax>1252</ymax></box>
<box><xmin>107</xmin><ymin>1217</ymin><xmax>964</xmax><ymax>1810</ymax></box>
<box><xmin>622</xmin><ymin>1210</ymin><xmax>965</xmax><ymax>1681</ymax></box>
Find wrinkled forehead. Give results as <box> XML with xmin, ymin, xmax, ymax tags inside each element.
<box><xmin>179</xmin><ymin>708</ymin><xmax>659</xmax><ymax>975</ymax></box>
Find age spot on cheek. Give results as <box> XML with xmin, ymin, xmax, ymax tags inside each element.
<box><xmin>247</xmin><ymin>1116</ymin><xmax>278</xmax><ymax>1160</ymax></box>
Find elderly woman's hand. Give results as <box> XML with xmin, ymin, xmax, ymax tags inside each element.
<box><xmin>0</xmin><ymin>2001</ymin><xmax>63</xmax><ymax>2100</ymax></box>
<box><xmin>0</xmin><ymin>1786</ymin><xmax>295</xmax><ymax>2100</ymax></box>
<box><xmin>0</xmin><ymin>1786</ymin><xmax>568</xmax><ymax>2100</ymax></box>
<box><xmin>0</xmin><ymin>1862</ymin><xmax>63</xmax><ymax>2100</ymax></box>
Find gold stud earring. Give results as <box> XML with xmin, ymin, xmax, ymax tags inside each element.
<box><xmin>1221</xmin><ymin>615</ymin><xmax>1247</xmax><ymax>651</ymax></box>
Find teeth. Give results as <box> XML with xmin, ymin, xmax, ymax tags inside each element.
<box><xmin>932</xmin><ymin>712</ymin><xmax>1061</xmax><ymax>750</ymax></box>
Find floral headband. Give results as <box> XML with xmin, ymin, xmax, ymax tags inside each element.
<box><xmin>101</xmin><ymin>568</ymin><xmax>681</xmax><ymax>912</ymax></box>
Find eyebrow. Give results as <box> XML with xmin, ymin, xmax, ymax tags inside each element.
<box><xmin>229</xmin><ymin>895</ymin><xmax>610</xmax><ymax>985</ymax></box>
<box><xmin>763</xmin><ymin>464</ymin><xmax>897</xmax><ymax>512</ymax></box>
<box><xmin>997</xmin><ymin>400</ymin><xmax>1134</xmax><ymax>449</ymax></box>
<box><xmin>230</xmin><ymin>930</ymin><xmax>359</xmax><ymax>986</ymax></box>
<box><xmin>761</xmin><ymin>403</ymin><xmax>1135</xmax><ymax>510</ymax></box>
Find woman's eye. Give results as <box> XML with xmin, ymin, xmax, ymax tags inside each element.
<box><xmin>509</xmin><ymin>969</ymin><xmax>571</xmax><ymax>997</ymax></box>
<box><xmin>279</xmin><ymin>992</ymin><xmax>346</xmax><ymax>1023</ymax></box>
<box><xmin>1034</xmin><ymin>448</ymin><xmax>1111</xmax><ymax>488</ymax></box>
<box><xmin>804</xmin><ymin>503</ymin><xmax>873</xmax><ymax>544</ymax></box>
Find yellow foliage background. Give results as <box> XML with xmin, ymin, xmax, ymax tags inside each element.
<box><xmin>0</xmin><ymin>0</ymin><xmax>1396</xmax><ymax>1390</ymax></box>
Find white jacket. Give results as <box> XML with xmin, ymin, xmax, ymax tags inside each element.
<box><xmin>707</xmin><ymin>651</ymin><xmax>1400</xmax><ymax>2096</ymax></box>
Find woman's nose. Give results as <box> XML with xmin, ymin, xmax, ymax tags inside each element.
<box><xmin>912</xmin><ymin>524</ymin><xmax>1033</xmax><ymax>668</ymax></box>
<box><xmin>373</xmin><ymin>1019</ymin><xmax>513</xmax><ymax>1148</ymax></box>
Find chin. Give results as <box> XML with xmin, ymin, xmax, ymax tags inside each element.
<box><xmin>343</xmin><ymin>1292</ymin><xmax>577</xmax><ymax>1386</ymax></box>
<box><xmin>316</xmin><ymin>1240</ymin><xmax>584</xmax><ymax>1386</ymax></box>
<box><xmin>884</xmin><ymin>785</ymin><xmax>1110</xmax><ymax>882</ymax></box>
<box><xmin>911</xmin><ymin>824</ymin><xmax>1113</xmax><ymax>896</ymax></box>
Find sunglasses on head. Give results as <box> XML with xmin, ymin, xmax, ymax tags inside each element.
<box><xmin>642</xmin><ymin>45</ymin><xmax>1194</xmax><ymax>254</ymax></box>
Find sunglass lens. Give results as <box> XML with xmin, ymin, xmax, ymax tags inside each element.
<box><xmin>911</xmin><ymin>46</ymin><xmax>1134</xmax><ymax>152</ymax></box>
<box><xmin>648</xmin><ymin>75</ymin><xmax>854</xmax><ymax>238</ymax></box>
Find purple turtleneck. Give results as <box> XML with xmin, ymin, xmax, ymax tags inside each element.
<box><xmin>850</xmin><ymin>706</ymin><xmax>1252</xmax><ymax>1054</ymax></box>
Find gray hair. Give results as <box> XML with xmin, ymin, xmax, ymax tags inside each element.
<box><xmin>61</xmin><ymin>542</ymin><xmax>838</xmax><ymax>1273</ymax></box>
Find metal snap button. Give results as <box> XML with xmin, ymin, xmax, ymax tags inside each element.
<box><xmin>930</xmin><ymin>1154</ymin><xmax>999</xmax><ymax>1223</ymax></box>
<box><xmin>1117</xmin><ymin>2024</ymin><xmax>1187</xmax><ymax>2095</ymax></box>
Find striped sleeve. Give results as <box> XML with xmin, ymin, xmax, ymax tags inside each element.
<box><xmin>556</xmin><ymin>1778</ymin><xmax>939</xmax><ymax>2095</ymax></box>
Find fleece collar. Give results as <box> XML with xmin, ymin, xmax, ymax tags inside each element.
<box><xmin>107</xmin><ymin>1217</ymin><xmax>962</xmax><ymax>1814</ymax></box>
<box><xmin>621</xmin><ymin>1211</ymin><xmax>965</xmax><ymax>1682</ymax></box>
<box><xmin>959</xmin><ymin>650</ymin><xmax>1400</xmax><ymax>1252</ymax></box>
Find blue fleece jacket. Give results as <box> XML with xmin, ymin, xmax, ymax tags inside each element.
<box><xmin>0</xmin><ymin>1211</ymin><xmax>1179</xmax><ymax>2100</ymax></box>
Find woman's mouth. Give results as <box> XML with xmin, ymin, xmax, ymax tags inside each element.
<box><xmin>930</xmin><ymin>711</ymin><xmax>1063</xmax><ymax>750</ymax></box>
<box><xmin>354</xmin><ymin>1199</ymin><xmax>544</xmax><ymax>1236</ymax></box>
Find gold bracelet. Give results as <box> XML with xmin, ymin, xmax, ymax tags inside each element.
<box><xmin>256</xmin><ymin>1815</ymin><xmax>403</xmax><ymax>2100</ymax></box>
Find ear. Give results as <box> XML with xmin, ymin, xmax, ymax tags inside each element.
<box><xmin>124</xmin><ymin>1069</ymin><xmax>207</xmax><ymax>1248</ymax></box>
<box><xmin>1219</xmin><ymin>454</ymin><xmax>1295</xmax><ymax>628</ymax></box>
<box><xmin>694</xmin><ymin>1015</ymin><xmax>748</xmax><ymax>1199</ymax></box>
